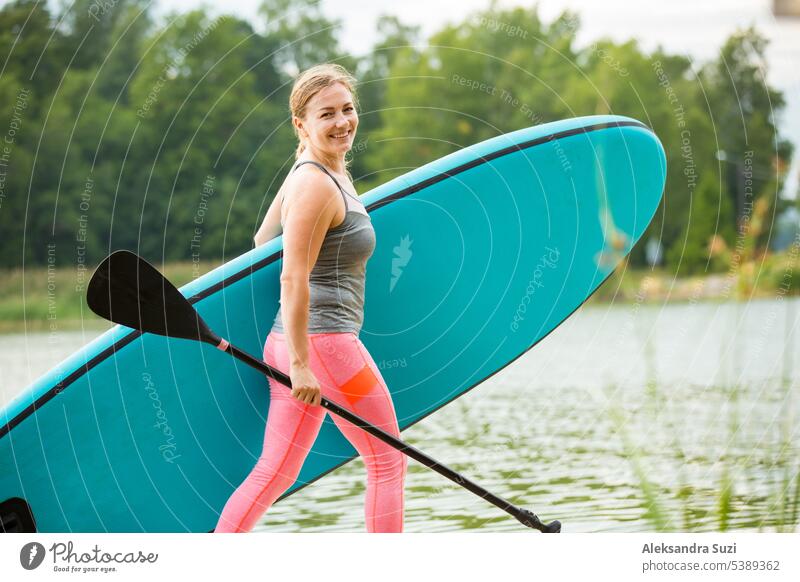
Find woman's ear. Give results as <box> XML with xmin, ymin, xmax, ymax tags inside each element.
<box><xmin>293</xmin><ymin>115</ymin><xmax>306</xmax><ymax>139</ymax></box>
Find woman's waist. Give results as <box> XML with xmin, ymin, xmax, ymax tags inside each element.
<box><xmin>307</xmin><ymin>276</ymin><xmax>365</xmax><ymax>298</ymax></box>
<box><xmin>268</xmin><ymin>330</ymin><xmax>357</xmax><ymax>339</ymax></box>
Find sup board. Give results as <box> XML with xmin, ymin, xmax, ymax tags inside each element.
<box><xmin>0</xmin><ymin>115</ymin><xmax>666</xmax><ymax>532</ymax></box>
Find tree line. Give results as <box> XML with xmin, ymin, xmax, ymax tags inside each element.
<box><xmin>0</xmin><ymin>0</ymin><xmax>795</xmax><ymax>275</ymax></box>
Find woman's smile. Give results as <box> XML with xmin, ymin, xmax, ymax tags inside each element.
<box><xmin>330</xmin><ymin>129</ymin><xmax>352</xmax><ymax>141</ymax></box>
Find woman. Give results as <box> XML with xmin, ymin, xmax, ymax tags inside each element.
<box><xmin>215</xmin><ymin>63</ymin><xmax>407</xmax><ymax>533</ymax></box>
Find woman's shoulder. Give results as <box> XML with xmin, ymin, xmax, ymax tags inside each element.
<box><xmin>283</xmin><ymin>163</ymin><xmax>341</xmax><ymax>201</ymax></box>
<box><xmin>294</xmin><ymin>159</ymin><xmax>357</xmax><ymax>196</ymax></box>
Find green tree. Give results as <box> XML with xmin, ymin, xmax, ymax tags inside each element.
<box><xmin>0</xmin><ymin>0</ymin><xmax>66</xmax><ymax>108</ymax></box>
<box><xmin>128</xmin><ymin>10</ymin><xmax>291</xmax><ymax>262</ymax></box>
<box><xmin>362</xmin><ymin>2</ymin><xmax>582</xmax><ymax>189</ymax></box>
<box><xmin>258</xmin><ymin>0</ymin><xmax>355</xmax><ymax>75</ymax></box>
<box><xmin>667</xmin><ymin>170</ymin><xmax>735</xmax><ymax>275</ymax></box>
<box><xmin>703</xmin><ymin>28</ymin><xmax>793</xmax><ymax>220</ymax></box>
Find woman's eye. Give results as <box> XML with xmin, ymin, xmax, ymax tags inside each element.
<box><xmin>321</xmin><ymin>107</ymin><xmax>353</xmax><ymax>118</ymax></box>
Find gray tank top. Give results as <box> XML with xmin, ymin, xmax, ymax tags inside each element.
<box><xmin>272</xmin><ymin>160</ymin><xmax>376</xmax><ymax>335</ymax></box>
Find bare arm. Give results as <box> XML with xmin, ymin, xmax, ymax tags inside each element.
<box><xmin>254</xmin><ymin>190</ymin><xmax>284</xmax><ymax>247</ymax></box>
<box><xmin>279</xmin><ymin>169</ymin><xmax>342</xmax><ymax>374</ymax></box>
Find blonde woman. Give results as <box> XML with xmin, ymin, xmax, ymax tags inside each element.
<box><xmin>215</xmin><ymin>64</ymin><xmax>407</xmax><ymax>533</ymax></box>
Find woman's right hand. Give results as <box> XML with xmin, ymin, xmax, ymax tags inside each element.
<box><xmin>289</xmin><ymin>363</ymin><xmax>322</xmax><ymax>406</ymax></box>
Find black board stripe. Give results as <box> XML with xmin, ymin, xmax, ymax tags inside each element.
<box><xmin>0</xmin><ymin>331</ymin><xmax>143</xmax><ymax>438</ymax></box>
<box><xmin>0</xmin><ymin>119</ymin><xmax>652</xmax><ymax>443</ymax></box>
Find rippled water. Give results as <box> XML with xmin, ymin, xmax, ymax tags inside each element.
<box><xmin>3</xmin><ymin>299</ymin><xmax>798</xmax><ymax>532</ymax></box>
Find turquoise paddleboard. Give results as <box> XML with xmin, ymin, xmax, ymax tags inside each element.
<box><xmin>0</xmin><ymin>115</ymin><xmax>666</xmax><ymax>532</ymax></box>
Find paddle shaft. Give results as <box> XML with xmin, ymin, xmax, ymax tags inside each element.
<box><xmin>220</xmin><ymin>340</ymin><xmax>558</xmax><ymax>532</ymax></box>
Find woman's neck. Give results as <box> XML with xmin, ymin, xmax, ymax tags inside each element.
<box><xmin>303</xmin><ymin>146</ymin><xmax>346</xmax><ymax>175</ymax></box>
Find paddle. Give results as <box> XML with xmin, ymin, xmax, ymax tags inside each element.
<box><xmin>87</xmin><ymin>250</ymin><xmax>561</xmax><ymax>533</ymax></box>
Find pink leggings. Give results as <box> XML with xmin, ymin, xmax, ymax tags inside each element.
<box><xmin>215</xmin><ymin>331</ymin><xmax>406</xmax><ymax>532</ymax></box>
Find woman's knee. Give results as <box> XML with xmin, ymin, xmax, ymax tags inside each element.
<box><xmin>364</xmin><ymin>446</ymin><xmax>407</xmax><ymax>481</ymax></box>
<box><xmin>248</xmin><ymin>456</ymin><xmax>302</xmax><ymax>493</ymax></box>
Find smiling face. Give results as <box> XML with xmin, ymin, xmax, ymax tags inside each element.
<box><xmin>294</xmin><ymin>82</ymin><xmax>358</xmax><ymax>159</ymax></box>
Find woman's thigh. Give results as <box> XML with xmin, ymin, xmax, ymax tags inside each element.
<box><xmin>307</xmin><ymin>333</ymin><xmax>402</xmax><ymax>456</ymax></box>
<box><xmin>261</xmin><ymin>333</ymin><xmax>326</xmax><ymax>462</ymax></box>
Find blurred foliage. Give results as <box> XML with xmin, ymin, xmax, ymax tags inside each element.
<box><xmin>0</xmin><ymin>0</ymin><xmax>794</xmax><ymax>274</ymax></box>
<box><xmin>0</xmin><ymin>259</ymin><xmax>217</xmax><ymax>332</ymax></box>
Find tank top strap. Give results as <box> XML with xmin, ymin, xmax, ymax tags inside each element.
<box><xmin>290</xmin><ymin>160</ymin><xmax>351</xmax><ymax>211</ymax></box>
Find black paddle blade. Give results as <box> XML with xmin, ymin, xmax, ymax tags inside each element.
<box><xmin>87</xmin><ymin>250</ymin><xmax>216</xmax><ymax>344</ymax></box>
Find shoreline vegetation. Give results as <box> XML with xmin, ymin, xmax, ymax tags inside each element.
<box><xmin>1</xmin><ymin>245</ymin><xmax>797</xmax><ymax>334</ymax></box>
<box><xmin>0</xmin><ymin>261</ymin><xmax>213</xmax><ymax>333</ymax></box>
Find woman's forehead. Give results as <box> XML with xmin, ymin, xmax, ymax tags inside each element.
<box><xmin>309</xmin><ymin>83</ymin><xmax>353</xmax><ymax>110</ymax></box>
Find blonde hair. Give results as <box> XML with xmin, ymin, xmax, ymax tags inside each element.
<box><xmin>290</xmin><ymin>63</ymin><xmax>359</xmax><ymax>161</ymax></box>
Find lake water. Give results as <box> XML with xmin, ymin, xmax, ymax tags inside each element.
<box><xmin>2</xmin><ymin>298</ymin><xmax>798</xmax><ymax>532</ymax></box>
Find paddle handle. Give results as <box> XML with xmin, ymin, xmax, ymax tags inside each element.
<box><xmin>215</xmin><ymin>338</ymin><xmax>559</xmax><ymax>533</ymax></box>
